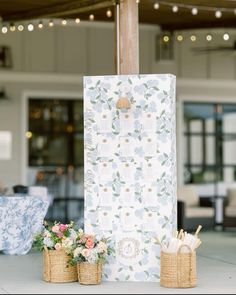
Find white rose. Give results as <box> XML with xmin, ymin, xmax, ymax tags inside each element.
<box><xmin>73</xmin><ymin>247</ymin><xmax>83</xmax><ymax>258</ymax></box>
<box><xmin>97</xmin><ymin>242</ymin><xmax>107</xmax><ymax>254</ymax></box>
<box><xmin>62</xmin><ymin>238</ymin><xmax>73</xmax><ymax>249</ymax></box>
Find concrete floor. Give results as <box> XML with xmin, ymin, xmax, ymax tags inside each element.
<box><xmin>0</xmin><ymin>231</ymin><xmax>235</xmax><ymax>294</ymax></box>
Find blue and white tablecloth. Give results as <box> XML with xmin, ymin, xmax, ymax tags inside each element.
<box><xmin>0</xmin><ymin>196</ymin><xmax>49</xmax><ymax>255</ymax></box>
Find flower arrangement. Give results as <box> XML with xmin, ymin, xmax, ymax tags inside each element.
<box><xmin>33</xmin><ymin>221</ymin><xmax>78</xmax><ymax>252</ymax></box>
<box><xmin>69</xmin><ymin>230</ymin><xmax>113</xmax><ymax>265</ymax></box>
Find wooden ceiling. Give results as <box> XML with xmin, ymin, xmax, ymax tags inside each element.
<box><xmin>0</xmin><ymin>0</ymin><xmax>236</xmax><ymax>31</ymax></box>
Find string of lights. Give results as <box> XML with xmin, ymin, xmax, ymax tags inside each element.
<box><xmin>0</xmin><ymin>1</ymin><xmax>235</xmax><ymax>35</ymax></box>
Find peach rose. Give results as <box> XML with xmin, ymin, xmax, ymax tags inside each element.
<box><xmin>86</xmin><ymin>238</ymin><xmax>94</xmax><ymax>249</ymax></box>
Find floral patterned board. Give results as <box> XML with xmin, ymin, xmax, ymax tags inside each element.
<box><xmin>84</xmin><ymin>74</ymin><xmax>177</xmax><ymax>282</ymax></box>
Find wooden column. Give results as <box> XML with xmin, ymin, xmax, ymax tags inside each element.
<box><xmin>116</xmin><ymin>0</ymin><xmax>139</xmax><ymax>75</ymax></box>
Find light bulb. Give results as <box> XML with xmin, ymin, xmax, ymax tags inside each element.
<box><xmin>18</xmin><ymin>24</ymin><xmax>24</xmax><ymax>31</ymax></box>
<box><xmin>1</xmin><ymin>26</ymin><xmax>7</xmax><ymax>34</ymax></box>
<box><xmin>177</xmin><ymin>34</ymin><xmax>183</xmax><ymax>42</ymax></box>
<box><xmin>10</xmin><ymin>24</ymin><xmax>16</xmax><ymax>32</ymax></box>
<box><xmin>75</xmin><ymin>18</ymin><xmax>80</xmax><ymax>24</ymax></box>
<box><xmin>223</xmin><ymin>33</ymin><xmax>230</xmax><ymax>41</ymax></box>
<box><xmin>62</xmin><ymin>19</ymin><xmax>67</xmax><ymax>25</ymax></box>
<box><xmin>172</xmin><ymin>5</ymin><xmax>178</xmax><ymax>13</ymax></box>
<box><xmin>163</xmin><ymin>35</ymin><xmax>170</xmax><ymax>43</ymax></box>
<box><xmin>89</xmin><ymin>14</ymin><xmax>94</xmax><ymax>21</ymax></box>
<box><xmin>190</xmin><ymin>35</ymin><xmax>197</xmax><ymax>42</ymax></box>
<box><xmin>154</xmin><ymin>2</ymin><xmax>159</xmax><ymax>10</ymax></box>
<box><xmin>136</xmin><ymin>0</ymin><xmax>140</xmax><ymax>3</ymax></box>
<box><xmin>191</xmin><ymin>7</ymin><xmax>198</xmax><ymax>15</ymax></box>
<box><xmin>206</xmin><ymin>34</ymin><xmax>212</xmax><ymax>42</ymax></box>
<box><xmin>49</xmin><ymin>20</ymin><xmax>54</xmax><ymax>27</ymax></box>
<box><xmin>215</xmin><ymin>10</ymin><xmax>222</xmax><ymax>18</ymax></box>
<box><xmin>38</xmin><ymin>21</ymin><xmax>43</xmax><ymax>29</ymax></box>
<box><xmin>28</xmin><ymin>23</ymin><xmax>34</xmax><ymax>31</ymax></box>
<box><xmin>106</xmin><ymin>9</ymin><xmax>112</xmax><ymax>18</ymax></box>
<box><xmin>234</xmin><ymin>9</ymin><xmax>236</xmax><ymax>15</ymax></box>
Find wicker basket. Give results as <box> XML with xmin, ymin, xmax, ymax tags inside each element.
<box><xmin>43</xmin><ymin>247</ymin><xmax>78</xmax><ymax>283</ymax></box>
<box><xmin>160</xmin><ymin>245</ymin><xmax>197</xmax><ymax>288</ymax></box>
<box><xmin>77</xmin><ymin>263</ymin><xmax>102</xmax><ymax>285</ymax></box>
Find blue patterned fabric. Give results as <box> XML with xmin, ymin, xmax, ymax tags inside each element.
<box><xmin>0</xmin><ymin>196</ymin><xmax>49</xmax><ymax>255</ymax></box>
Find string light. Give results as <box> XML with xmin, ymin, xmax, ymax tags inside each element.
<box><xmin>177</xmin><ymin>34</ymin><xmax>183</xmax><ymax>42</ymax></box>
<box><xmin>62</xmin><ymin>19</ymin><xmax>67</xmax><ymax>25</ymax></box>
<box><xmin>10</xmin><ymin>23</ymin><xmax>16</xmax><ymax>32</ymax></box>
<box><xmin>172</xmin><ymin>5</ymin><xmax>178</xmax><ymax>13</ymax></box>
<box><xmin>1</xmin><ymin>25</ymin><xmax>8</xmax><ymax>34</ymax></box>
<box><xmin>49</xmin><ymin>20</ymin><xmax>54</xmax><ymax>27</ymax></box>
<box><xmin>206</xmin><ymin>34</ymin><xmax>213</xmax><ymax>42</ymax></box>
<box><xmin>191</xmin><ymin>7</ymin><xmax>198</xmax><ymax>15</ymax></box>
<box><xmin>163</xmin><ymin>35</ymin><xmax>170</xmax><ymax>43</ymax></box>
<box><xmin>223</xmin><ymin>33</ymin><xmax>230</xmax><ymax>41</ymax></box>
<box><xmin>18</xmin><ymin>24</ymin><xmax>24</xmax><ymax>31</ymax></box>
<box><xmin>106</xmin><ymin>8</ymin><xmax>112</xmax><ymax>18</ymax></box>
<box><xmin>190</xmin><ymin>35</ymin><xmax>197</xmax><ymax>42</ymax></box>
<box><xmin>27</xmin><ymin>23</ymin><xmax>34</xmax><ymax>31</ymax></box>
<box><xmin>152</xmin><ymin>1</ymin><xmax>236</xmax><ymax>16</ymax></box>
<box><xmin>75</xmin><ymin>18</ymin><xmax>80</xmax><ymax>24</ymax></box>
<box><xmin>89</xmin><ymin>14</ymin><xmax>95</xmax><ymax>21</ymax></box>
<box><xmin>38</xmin><ymin>21</ymin><xmax>43</xmax><ymax>29</ymax></box>
<box><xmin>154</xmin><ymin>2</ymin><xmax>160</xmax><ymax>10</ymax></box>
<box><xmin>215</xmin><ymin>10</ymin><xmax>222</xmax><ymax>18</ymax></box>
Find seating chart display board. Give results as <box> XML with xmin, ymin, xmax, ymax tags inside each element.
<box><xmin>84</xmin><ymin>74</ymin><xmax>177</xmax><ymax>282</ymax></box>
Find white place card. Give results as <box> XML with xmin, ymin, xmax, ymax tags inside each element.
<box><xmin>98</xmin><ymin>135</ymin><xmax>117</xmax><ymax>157</ymax></box>
<box><xmin>119</xmin><ymin>161</ymin><xmax>136</xmax><ymax>183</ymax></box>
<box><xmin>142</xmin><ymin>113</ymin><xmax>156</xmax><ymax>132</ymax></box>
<box><xmin>98</xmin><ymin>208</ymin><xmax>113</xmax><ymax>231</ymax></box>
<box><xmin>143</xmin><ymin>161</ymin><xmax>158</xmax><ymax>181</ymax></box>
<box><xmin>142</xmin><ymin>136</ymin><xmax>157</xmax><ymax>157</ymax></box>
<box><xmin>143</xmin><ymin>185</ymin><xmax>157</xmax><ymax>206</ymax></box>
<box><xmin>97</xmin><ymin>111</ymin><xmax>112</xmax><ymax>133</ymax></box>
<box><xmin>120</xmin><ymin>112</ymin><xmax>134</xmax><ymax>134</ymax></box>
<box><xmin>120</xmin><ymin>208</ymin><xmax>140</xmax><ymax>231</ymax></box>
<box><xmin>143</xmin><ymin>209</ymin><xmax>159</xmax><ymax>231</ymax></box>
<box><xmin>99</xmin><ymin>185</ymin><xmax>113</xmax><ymax>206</ymax></box>
<box><xmin>120</xmin><ymin>137</ymin><xmax>136</xmax><ymax>157</ymax></box>
<box><xmin>98</xmin><ymin>162</ymin><xmax>113</xmax><ymax>181</ymax></box>
<box><xmin>120</xmin><ymin>185</ymin><xmax>136</xmax><ymax>206</ymax></box>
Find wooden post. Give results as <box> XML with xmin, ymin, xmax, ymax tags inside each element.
<box><xmin>116</xmin><ymin>0</ymin><xmax>139</xmax><ymax>75</ymax></box>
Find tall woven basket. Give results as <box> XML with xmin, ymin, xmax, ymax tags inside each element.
<box><xmin>160</xmin><ymin>245</ymin><xmax>197</xmax><ymax>288</ymax></box>
<box><xmin>43</xmin><ymin>247</ymin><xmax>78</xmax><ymax>283</ymax></box>
<box><xmin>77</xmin><ymin>263</ymin><xmax>102</xmax><ymax>285</ymax></box>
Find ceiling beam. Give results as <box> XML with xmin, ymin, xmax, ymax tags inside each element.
<box><xmin>4</xmin><ymin>0</ymin><xmax>115</xmax><ymax>21</ymax></box>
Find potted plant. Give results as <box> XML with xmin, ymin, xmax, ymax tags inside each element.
<box><xmin>69</xmin><ymin>230</ymin><xmax>113</xmax><ymax>285</ymax></box>
<box><xmin>33</xmin><ymin>221</ymin><xmax>78</xmax><ymax>283</ymax></box>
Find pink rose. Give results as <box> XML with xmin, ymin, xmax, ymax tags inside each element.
<box><xmin>52</xmin><ymin>225</ymin><xmax>60</xmax><ymax>233</ymax></box>
<box><xmin>55</xmin><ymin>243</ymin><xmax>62</xmax><ymax>251</ymax></box>
<box><xmin>86</xmin><ymin>237</ymin><xmax>94</xmax><ymax>249</ymax></box>
<box><xmin>81</xmin><ymin>249</ymin><xmax>90</xmax><ymax>257</ymax></box>
<box><xmin>57</xmin><ymin>232</ymin><xmax>63</xmax><ymax>238</ymax></box>
<box><xmin>59</xmin><ymin>224</ymin><xmax>67</xmax><ymax>232</ymax></box>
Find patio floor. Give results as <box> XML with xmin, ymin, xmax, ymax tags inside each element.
<box><xmin>0</xmin><ymin>230</ymin><xmax>235</xmax><ymax>294</ymax></box>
